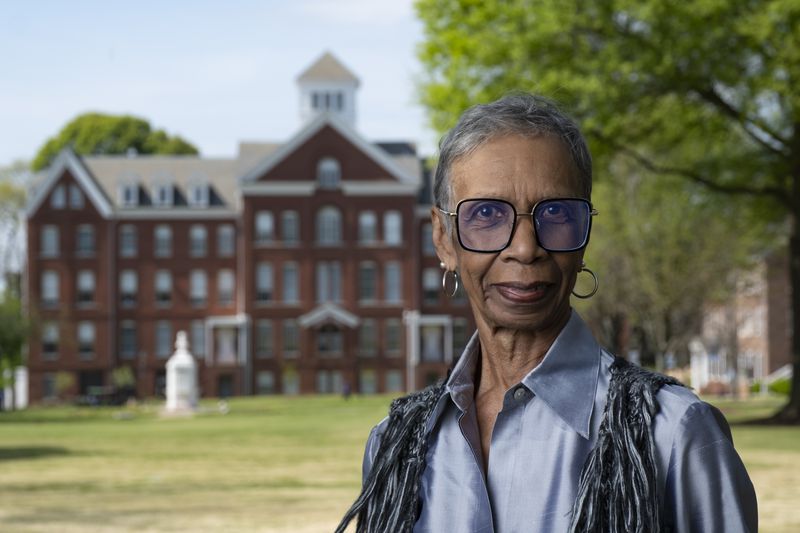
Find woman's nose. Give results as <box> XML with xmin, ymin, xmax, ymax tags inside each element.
<box><xmin>502</xmin><ymin>215</ymin><xmax>546</xmax><ymax>263</ymax></box>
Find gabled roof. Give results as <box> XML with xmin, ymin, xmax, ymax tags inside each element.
<box><xmin>26</xmin><ymin>148</ymin><xmax>113</xmax><ymax>219</ymax></box>
<box><xmin>298</xmin><ymin>302</ymin><xmax>360</xmax><ymax>329</ymax></box>
<box><xmin>297</xmin><ymin>52</ymin><xmax>359</xmax><ymax>86</ymax></box>
<box><xmin>239</xmin><ymin>112</ymin><xmax>420</xmax><ymax>185</ymax></box>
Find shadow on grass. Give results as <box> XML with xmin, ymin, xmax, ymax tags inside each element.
<box><xmin>0</xmin><ymin>446</ymin><xmax>71</xmax><ymax>461</ymax></box>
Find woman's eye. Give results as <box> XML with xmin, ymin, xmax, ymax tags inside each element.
<box><xmin>540</xmin><ymin>203</ymin><xmax>571</xmax><ymax>222</ymax></box>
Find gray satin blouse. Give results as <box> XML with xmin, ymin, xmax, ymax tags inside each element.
<box><xmin>362</xmin><ymin>311</ymin><xmax>758</xmax><ymax>532</ymax></box>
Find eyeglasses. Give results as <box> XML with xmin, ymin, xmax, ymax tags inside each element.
<box><xmin>437</xmin><ymin>197</ymin><xmax>597</xmax><ymax>253</ymax></box>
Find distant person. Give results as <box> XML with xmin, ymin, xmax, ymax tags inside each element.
<box><xmin>342</xmin><ymin>382</ymin><xmax>352</xmax><ymax>400</ymax></box>
<box><xmin>337</xmin><ymin>94</ymin><xmax>757</xmax><ymax>532</ymax></box>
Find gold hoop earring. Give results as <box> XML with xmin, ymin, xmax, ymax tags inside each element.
<box><xmin>440</xmin><ymin>262</ymin><xmax>459</xmax><ymax>298</ymax></box>
<box><xmin>572</xmin><ymin>262</ymin><xmax>598</xmax><ymax>299</ymax></box>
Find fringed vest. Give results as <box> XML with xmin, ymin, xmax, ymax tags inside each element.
<box><xmin>336</xmin><ymin>357</ymin><xmax>682</xmax><ymax>533</ymax></box>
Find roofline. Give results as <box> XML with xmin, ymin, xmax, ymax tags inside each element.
<box><xmin>26</xmin><ymin>148</ymin><xmax>114</xmax><ymax>219</ymax></box>
<box><xmin>238</xmin><ymin>113</ymin><xmax>420</xmax><ymax>186</ymax></box>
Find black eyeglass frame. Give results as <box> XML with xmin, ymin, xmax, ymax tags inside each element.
<box><xmin>437</xmin><ymin>197</ymin><xmax>599</xmax><ymax>254</ymax></box>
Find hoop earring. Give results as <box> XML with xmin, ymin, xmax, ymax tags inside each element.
<box><xmin>441</xmin><ymin>266</ymin><xmax>459</xmax><ymax>298</ymax></box>
<box><xmin>572</xmin><ymin>262</ymin><xmax>598</xmax><ymax>299</ymax></box>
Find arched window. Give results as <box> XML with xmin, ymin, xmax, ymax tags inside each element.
<box><xmin>316</xmin><ymin>206</ymin><xmax>342</xmax><ymax>244</ymax></box>
<box><xmin>383</xmin><ymin>210</ymin><xmax>402</xmax><ymax>245</ymax></box>
<box><xmin>317</xmin><ymin>158</ymin><xmax>341</xmax><ymax>189</ymax></box>
<box><xmin>358</xmin><ymin>211</ymin><xmax>377</xmax><ymax>243</ymax></box>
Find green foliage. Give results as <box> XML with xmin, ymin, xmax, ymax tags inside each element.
<box><xmin>110</xmin><ymin>367</ymin><xmax>136</xmax><ymax>390</ymax></box>
<box><xmin>54</xmin><ymin>371</ymin><xmax>76</xmax><ymax>398</ymax></box>
<box><xmin>750</xmin><ymin>377</ymin><xmax>791</xmax><ymax>396</ymax></box>
<box><xmin>0</xmin><ymin>292</ymin><xmax>29</xmax><ymax>385</ymax></box>
<box><xmin>32</xmin><ymin>113</ymin><xmax>199</xmax><ymax>171</ymax></box>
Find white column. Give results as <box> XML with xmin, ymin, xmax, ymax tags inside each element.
<box><xmin>403</xmin><ymin>310</ymin><xmax>420</xmax><ymax>392</ymax></box>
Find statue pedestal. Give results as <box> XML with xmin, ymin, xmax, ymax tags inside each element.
<box><xmin>164</xmin><ymin>331</ymin><xmax>198</xmax><ymax>415</ymax></box>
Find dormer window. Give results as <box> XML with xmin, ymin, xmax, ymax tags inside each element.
<box><xmin>50</xmin><ymin>185</ymin><xmax>66</xmax><ymax>209</ymax></box>
<box><xmin>119</xmin><ymin>183</ymin><xmax>139</xmax><ymax>207</ymax></box>
<box><xmin>317</xmin><ymin>158</ymin><xmax>341</xmax><ymax>189</ymax></box>
<box><xmin>188</xmin><ymin>182</ymin><xmax>209</xmax><ymax>207</ymax></box>
<box><xmin>152</xmin><ymin>183</ymin><xmax>173</xmax><ymax>207</ymax></box>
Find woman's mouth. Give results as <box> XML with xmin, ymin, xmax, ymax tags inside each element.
<box><xmin>493</xmin><ymin>282</ymin><xmax>553</xmax><ymax>304</ymax></box>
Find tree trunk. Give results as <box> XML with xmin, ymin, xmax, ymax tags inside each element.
<box><xmin>778</xmin><ymin>223</ymin><xmax>800</xmax><ymax>422</ymax></box>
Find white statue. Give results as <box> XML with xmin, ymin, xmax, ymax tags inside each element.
<box><xmin>165</xmin><ymin>331</ymin><xmax>198</xmax><ymax>413</ymax></box>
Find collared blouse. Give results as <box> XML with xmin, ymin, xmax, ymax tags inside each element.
<box><xmin>362</xmin><ymin>311</ymin><xmax>758</xmax><ymax>532</ymax></box>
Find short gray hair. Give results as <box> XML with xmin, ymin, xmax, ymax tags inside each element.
<box><xmin>433</xmin><ymin>93</ymin><xmax>592</xmax><ymax>214</ymax></box>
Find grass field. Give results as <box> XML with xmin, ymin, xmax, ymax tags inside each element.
<box><xmin>0</xmin><ymin>394</ymin><xmax>798</xmax><ymax>532</ymax></box>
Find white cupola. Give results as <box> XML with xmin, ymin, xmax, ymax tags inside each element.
<box><xmin>297</xmin><ymin>52</ymin><xmax>360</xmax><ymax>128</ymax></box>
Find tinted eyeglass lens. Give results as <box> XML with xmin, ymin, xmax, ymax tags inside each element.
<box><xmin>456</xmin><ymin>199</ymin><xmax>516</xmax><ymax>252</ymax></box>
<box><xmin>533</xmin><ymin>199</ymin><xmax>590</xmax><ymax>251</ymax></box>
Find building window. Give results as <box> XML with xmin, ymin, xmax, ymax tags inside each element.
<box><xmin>384</xmin><ymin>211</ymin><xmax>402</xmax><ymax>246</ymax></box>
<box><xmin>282</xmin><ymin>368</ymin><xmax>300</xmax><ymax>395</ymax></box>
<box><xmin>154</xmin><ymin>225</ymin><xmax>172</xmax><ymax>257</ymax></box>
<box><xmin>358</xmin><ymin>319</ymin><xmax>378</xmax><ymax>356</ymax></box>
<box><xmin>359</xmin><ymin>369</ymin><xmax>377</xmax><ymax>394</ymax></box>
<box><xmin>120</xmin><ymin>270</ymin><xmax>137</xmax><ymax>307</ymax></box>
<box><xmin>422</xmin><ymin>223</ymin><xmax>435</xmax><ymax>256</ymax></box>
<box><xmin>317</xmin><ymin>325</ymin><xmax>343</xmax><ymax>356</ymax></box>
<box><xmin>385</xmin><ymin>319</ymin><xmax>402</xmax><ymax>356</ymax></box>
<box><xmin>316</xmin><ymin>370</ymin><xmax>343</xmax><ymax>394</ymax></box>
<box><xmin>76</xmin><ymin>270</ymin><xmax>95</xmax><ymax>305</ymax></box>
<box><xmin>120</xmin><ymin>321</ymin><xmax>137</xmax><ymax>359</ymax></box>
<box><xmin>358</xmin><ymin>262</ymin><xmax>377</xmax><ymax>302</ymax></box>
<box><xmin>190</xmin><ymin>225</ymin><xmax>207</xmax><ymax>257</ymax></box>
<box><xmin>453</xmin><ymin>318</ymin><xmax>470</xmax><ymax>355</ymax></box>
<box><xmin>317</xmin><ymin>158</ymin><xmax>341</xmax><ymax>188</ymax></box>
<box><xmin>283</xmin><ymin>320</ymin><xmax>299</xmax><ymax>356</ymax></box>
<box><xmin>281</xmin><ymin>211</ymin><xmax>300</xmax><ymax>243</ymax></box>
<box><xmin>316</xmin><ymin>206</ymin><xmax>341</xmax><ymax>244</ymax></box>
<box><xmin>119</xmin><ymin>225</ymin><xmax>137</xmax><ymax>257</ymax></box>
<box><xmin>384</xmin><ymin>261</ymin><xmax>402</xmax><ymax>303</ymax></box>
<box><xmin>120</xmin><ymin>183</ymin><xmax>138</xmax><ymax>207</ymax></box>
<box><xmin>43</xmin><ymin>372</ymin><xmax>57</xmax><ymax>399</ymax></box>
<box><xmin>423</xmin><ymin>268</ymin><xmax>440</xmax><ymax>305</ymax></box>
<box><xmin>386</xmin><ymin>370</ymin><xmax>403</xmax><ymax>393</ymax></box>
<box><xmin>154</xmin><ymin>270</ymin><xmax>172</xmax><ymax>306</ymax></box>
<box><xmin>256</xmin><ymin>262</ymin><xmax>273</xmax><ymax>302</ymax></box>
<box><xmin>69</xmin><ymin>184</ymin><xmax>84</xmax><ymax>209</ymax></box>
<box><xmin>42</xmin><ymin>322</ymin><xmax>59</xmax><ymax>360</ymax></box>
<box><xmin>276</xmin><ymin>262</ymin><xmax>298</xmax><ymax>304</ymax></box>
<box><xmin>152</xmin><ymin>183</ymin><xmax>173</xmax><ymax>207</ymax></box>
<box><xmin>156</xmin><ymin>321</ymin><xmax>172</xmax><ymax>357</ymax></box>
<box><xmin>255</xmin><ymin>211</ymin><xmax>274</xmax><ymax>242</ymax></box>
<box><xmin>358</xmin><ymin>211</ymin><xmax>377</xmax><ymax>243</ymax></box>
<box><xmin>316</xmin><ymin>261</ymin><xmax>341</xmax><ymax>302</ymax></box>
<box><xmin>256</xmin><ymin>320</ymin><xmax>273</xmax><ymax>358</ymax></box>
<box><xmin>76</xmin><ymin>225</ymin><xmax>95</xmax><ymax>255</ymax></box>
<box><xmin>257</xmin><ymin>371</ymin><xmax>275</xmax><ymax>394</ymax></box>
<box><xmin>50</xmin><ymin>184</ymin><xmax>66</xmax><ymax>208</ymax></box>
<box><xmin>77</xmin><ymin>321</ymin><xmax>95</xmax><ymax>359</ymax></box>
<box><xmin>217</xmin><ymin>224</ymin><xmax>235</xmax><ymax>257</ymax></box>
<box><xmin>217</xmin><ymin>269</ymin><xmax>235</xmax><ymax>306</ymax></box>
<box><xmin>191</xmin><ymin>320</ymin><xmax>205</xmax><ymax>356</ymax></box>
<box><xmin>188</xmin><ymin>182</ymin><xmax>209</xmax><ymax>207</ymax></box>
<box><xmin>40</xmin><ymin>225</ymin><xmax>59</xmax><ymax>257</ymax></box>
<box><xmin>422</xmin><ymin>325</ymin><xmax>443</xmax><ymax>362</ymax></box>
<box><xmin>190</xmin><ymin>270</ymin><xmax>207</xmax><ymax>307</ymax></box>
<box><xmin>41</xmin><ymin>270</ymin><xmax>59</xmax><ymax>307</ymax></box>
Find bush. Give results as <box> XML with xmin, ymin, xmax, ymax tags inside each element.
<box><xmin>750</xmin><ymin>377</ymin><xmax>791</xmax><ymax>396</ymax></box>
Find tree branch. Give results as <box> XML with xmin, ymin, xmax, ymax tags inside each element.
<box><xmin>593</xmin><ymin>131</ymin><xmax>791</xmax><ymax>207</ymax></box>
<box><xmin>695</xmin><ymin>86</ymin><xmax>790</xmax><ymax>157</ymax></box>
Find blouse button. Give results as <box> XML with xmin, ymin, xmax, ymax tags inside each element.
<box><xmin>513</xmin><ymin>386</ymin><xmax>527</xmax><ymax>402</ymax></box>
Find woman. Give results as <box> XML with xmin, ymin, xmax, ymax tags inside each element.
<box><xmin>338</xmin><ymin>94</ymin><xmax>757</xmax><ymax>533</ymax></box>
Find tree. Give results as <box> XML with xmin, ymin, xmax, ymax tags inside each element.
<box><xmin>32</xmin><ymin>113</ymin><xmax>198</xmax><ymax>171</ymax></box>
<box><xmin>0</xmin><ymin>291</ymin><xmax>30</xmax><ymax>410</ymax></box>
<box><xmin>415</xmin><ymin>0</ymin><xmax>800</xmax><ymax>420</ymax></box>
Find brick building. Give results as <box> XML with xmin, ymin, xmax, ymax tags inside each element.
<box><xmin>24</xmin><ymin>53</ymin><xmax>474</xmax><ymax>402</ymax></box>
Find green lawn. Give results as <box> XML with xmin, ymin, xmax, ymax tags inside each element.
<box><xmin>0</xmin><ymin>394</ymin><xmax>797</xmax><ymax>532</ymax></box>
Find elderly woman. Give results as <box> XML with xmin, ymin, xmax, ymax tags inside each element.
<box><xmin>337</xmin><ymin>94</ymin><xmax>757</xmax><ymax>533</ymax></box>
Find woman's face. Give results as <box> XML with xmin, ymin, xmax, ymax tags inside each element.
<box><xmin>433</xmin><ymin>134</ymin><xmax>586</xmax><ymax>337</ymax></box>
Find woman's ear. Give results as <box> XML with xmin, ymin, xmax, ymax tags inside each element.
<box><xmin>431</xmin><ymin>207</ymin><xmax>458</xmax><ymax>270</ymax></box>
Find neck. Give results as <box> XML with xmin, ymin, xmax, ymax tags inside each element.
<box><xmin>474</xmin><ymin>311</ymin><xmax>571</xmax><ymax>395</ymax></box>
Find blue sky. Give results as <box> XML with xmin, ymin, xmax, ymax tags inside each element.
<box><xmin>0</xmin><ymin>0</ymin><xmax>436</xmax><ymax>168</ymax></box>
